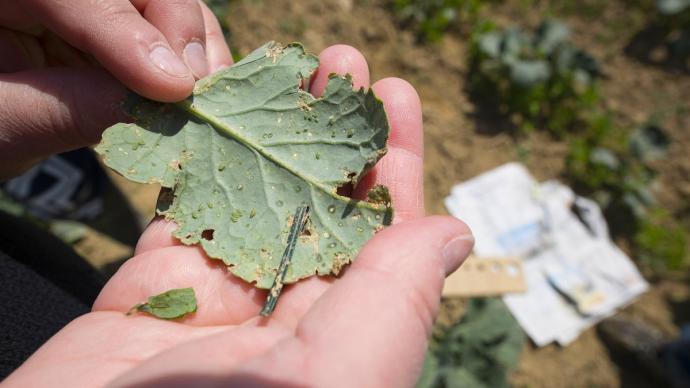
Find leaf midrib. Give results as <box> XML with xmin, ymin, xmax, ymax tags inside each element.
<box><xmin>176</xmin><ymin>99</ymin><xmax>380</xmax><ymax>212</ymax></box>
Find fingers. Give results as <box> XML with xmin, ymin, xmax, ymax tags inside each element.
<box><xmin>23</xmin><ymin>0</ymin><xmax>195</xmax><ymax>101</ymax></box>
<box><xmin>310</xmin><ymin>44</ymin><xmax>370</xmax><ymax>97</ymax></box>
<box><xmin>106</xmin><ymin>324</ymin><xmax>290</xmax><ymax>388</ymax></box>
<box><xmin>2</xmin><ymin>311</ymin><xmax>216</xmax><ymax>388</ymax></box>
<box><xmin>134</xmin><ymin>217</ymin><xmax>182</xmax><ymax>255</ymax></box>
<box><xmin>198</xmin><ymin>0</ymin><xmax>233</xmax><ymax>73</ymax></box>
<box><xmin>352</xmin><ymin>78</ymin><xmax>425</xmax><ymax>222</ymax></box>
<box><xmin>0</xmin><ymin>1</ymin><xmax>36</xmax><ymax>31</ymax></box>
<box><xmin>0</xmin><ymin>0</ymin><xmax>233</xmax><ymax>178</ymax></box>
<box><xmin>266</xmin><ymin>45</ymin><xmax>371</xmax><ymax>325</ymax></box>
<box><xmin>305</xmin><ymin>50</ymin><xmax>426</xmax><ymax>223</ymax></box>
<box><xmin>0</xmin><ymin>28</ymin><xmax>45</xmax><ymax>72</ymax></box>
<box><xmin>0</xmin><ymin>68</ymin><xmax>125</xmax><ymax>179</ymax></box>
<box><xmin>293</xmin><ymin>216</ymin><xmax>473</xmax><ymax>386</ymax></box>
<box><xmin>93</xmin><ymin>245</ymin><xmax>266</xmax><ymax>326</ymax></box>
<box><xmin>136</xmin><ymin>0</ymin><xmax>209</xmax><ymax>79</ymax></box>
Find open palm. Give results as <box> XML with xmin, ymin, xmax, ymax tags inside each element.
<box><xmin>4</xmin><ymin>46</ymin><xmax>473</xmax><ymax>388</ymax></box>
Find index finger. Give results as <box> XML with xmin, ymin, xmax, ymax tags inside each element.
<box><xmin>352</xmin><ymin>78</ymin><xmax>425</xmax><ymax>222</ymax></box>
<box><xmin>292</xmin><ymin>216</ymin><xmax>473</xmax><ymax>386</ymax></box>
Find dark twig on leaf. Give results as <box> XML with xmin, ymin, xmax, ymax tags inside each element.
<box><xmin>260</xmin><ymin>205</ymin><xmax>310</xmax><ymax>317</ymax></box>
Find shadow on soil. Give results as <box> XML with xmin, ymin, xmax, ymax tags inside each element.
<box><xmin>625</xmin><ymin>23</ymin><xmax>690</xmax><ymax>75</ymax></box>
<box><xmin>463</xmin><ymin>76</ymin><xmax>519</xmax><ymax>138</ymax></box>
<box><xmin>668</xmin><ymin>278</ymin><xmax>690</xmax><ymax>329</ymax></box>
<box><xmin>596</xmin><ymin>327</ymin><xmax>671</xmax><ymax>388</ymax></box>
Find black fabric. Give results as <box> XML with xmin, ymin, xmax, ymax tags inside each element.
<box><xmin>0</xmin><ymin>211</ymin><xmax>106</xmax><ymax>379</ymax></box>
<box><xmin>0</xmin><ymin>250</ymin><xmax>90</xmax><ymax>379</ymax></box>
<box><xmin>662</xmin><ymin>338</ymin><xmax>690</xmax><ymax>388</ymax></box>
<box><xmin>0</xmin><ymin>210</ymin><xmax>105</xmax><ymax>306</ymax></box>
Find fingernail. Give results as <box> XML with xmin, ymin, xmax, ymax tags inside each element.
<box><xmin>183</xmin><ymin>41</ymin><xmax>209</xmax><ymax>79</ymax></box>
<box><xmin>442</xmin><ymin>234</ymin><xmax>474</xmax><ymax>274</ymax></box>
<box><xmin>149</xmin><ymin>45</ymin><xmax>190</xmax><ymax>78</ymax></box>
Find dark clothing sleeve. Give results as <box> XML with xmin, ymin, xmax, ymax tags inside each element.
<box><xmin>0</xmin><ymin>251</ymin><xmax>90</xmax><ymax>378</ymax></box>
<box><xmin>0</xmin><ymin>211</ymin><xmax>106</xmax><ymax>379</ymax></box>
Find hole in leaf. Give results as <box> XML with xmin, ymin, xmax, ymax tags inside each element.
<box><xmin>301</xmin><ymin>228</ymin><xmax>311</xmax><ymax>237</ymax></box>
<box><xmin>336</xmin><ymin>171</ymin><xmax>358</xmax><ymax>196</ymax></box>
<box><xmin>337</xmin><ymin>183</ymin><xmax>353</xmax><ymax>196</ymax></box>
<box><xmin>169</xmin><ymin>160</ymin><xmax>182</xmax><ymax>171</ymax></box>
<box><xmin>202</xmin><ymin>229</ymin><xmax>215</xmax><ymax>240</ymax></box>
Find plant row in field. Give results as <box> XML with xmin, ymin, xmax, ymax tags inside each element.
<box><xmin>387</xmin><ymin>1</ymin><xmax>688</xmax><ymax>274</ymax></box>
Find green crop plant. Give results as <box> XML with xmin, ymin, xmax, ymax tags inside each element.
<box><xmin>565</xmin><ymin>120</ymin><xmax>665</xmax><ymax>230</ymax></box>
<box><xmin>390</xmin><ymin>0</ymin><xmax>484</xmax><ymax>42</ymax></box>
<box><xmin>657</xmin><ymin>0</ymin><xmax>690</xmax><ymax>20</ymax></box>
<box><xmin>469</xmin><ymin>20</ymin><xmax>600</xmax><ymax>137</ymax></box>
<box><xmin>417</xmin><ymin>298</ymin><xmax>524</xmax><ymax>388</ymax></box>
<box><xmin>634</xmin><ymin>208</ymin><xmax>688</xmax><ymax>274</ymax></box>
<box><xmin>565</xmin><ymin>119</ymin><xmax>687</xmax><ymax>273</ymax></box>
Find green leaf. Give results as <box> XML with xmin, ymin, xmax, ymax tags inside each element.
<box><xmin>507</xmin><ymin>59</ymin><xmax>551</xmax><ymax>87</ymax></box>
<box><xmin>469</xmin><ymin>20</ymin><xmax>600</xmax><ymax>137</ymax></box>
<box><xmin>502</xmin><ymin>27</ymin><xmax>528</xmax><ymax>59</ymax></box>
<box><xmin>477</xmin><ymin>31</ymin><xmax>502</xmax><ymax>58</ymax></box>
<box><xmin>629</xmin><ymin>124</ymin><xmax>670</xmax><ymax>162</ymax></box>
<box><xmin>128</xmin><ymin>287</ymin><xmax>197</xmax><ymax>319</ymax></box>
<box><xmin>424</xmin><ymin>298</ymin><xmax>524</xmax><ymax>388</ymax></box>
<box><xmin>535</xmin><ymin>20</ymin><xmax>570</xmax><ymax>54</ymax></box>
<box><xmin>589</xmin><ymin>147</ymin><xmax>620</xmax><ymax>169</ymax></box>
<box><xmin>444</xmin><ymin>367</ymin><xmax>486</xmax><ymax>388</ymax></box>
<box><xmin>635</xmin><ymin>208</ymin><xmax>689</xmax><ymax>273</ymax></box>
<box><xmin>657</xmin><ymin>0</ymin><xmax>690</xmax><ymax>15</ymax></box>
<box><xmin>449</xmin><ymin>299</ymin><xmax>524</xmax><ymax>371</ymax></box>
<box><xmin>96</xmin><ymin>42</ymin><xmax>392</xmax><ymax>289</ymax></box>
<box><xmin>415</xmin><ymin>352</ymin><xmax>440</xmax><ymax>388</ymax></box>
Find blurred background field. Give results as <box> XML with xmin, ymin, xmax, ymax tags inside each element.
<box><xmin>31</xmin><ymin>0</ymin><xmax>690</xmax><ymax>386</ymax></box>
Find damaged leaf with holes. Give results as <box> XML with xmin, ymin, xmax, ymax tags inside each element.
<box><xmin>96</xmin><ymin>42</ymin><xmax>392</xmax><ymax>288</ymax></box>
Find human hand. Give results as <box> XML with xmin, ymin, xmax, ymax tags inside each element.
<box><xmin>0</xmin><ymin>0</ymin><xmax>232</xmax><ymax>179</ymax></box>
<box><xmin>3</xmin><ymin>45</ymin><xmax>474</xmax><ymax>388</ymax></box>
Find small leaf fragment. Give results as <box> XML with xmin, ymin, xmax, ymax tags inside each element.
<box><xmin>127</xmin><ymin>287</ymin><xmax>197</xmax><ymax>320</ymax></box>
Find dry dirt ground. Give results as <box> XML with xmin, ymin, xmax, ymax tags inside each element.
<box><xmin>77</xmin><ymin>1</ymin><xmax>690</xmax><ymax>386</ymax></box>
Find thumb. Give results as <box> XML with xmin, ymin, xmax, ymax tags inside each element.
<box><xmin>0</xmin><ymin>68</ymin><xmax>125</xmax><ymax>179</ymax></box>
<box><xmin>21</xmin><ymin>0</ymin><xmax>195</xmax><ymax>102</ymax></box>
<box><xmin>90</xmin><ymin>216</ymin><xmax>475</xmax><ymax>388</ymax></box>
<box><xmin>234</xmin><ymin>216</ymin><xmax>475</xmax><ymax>387</ymax></box>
